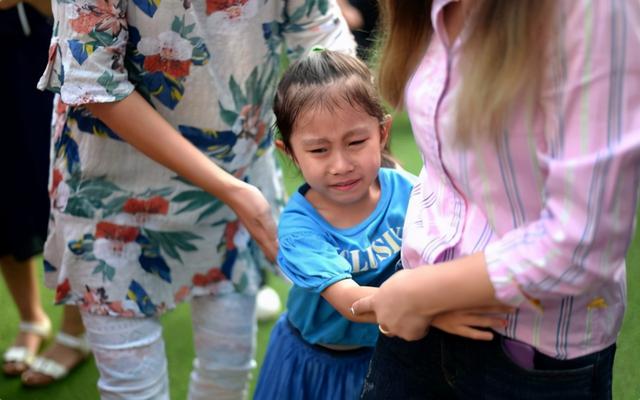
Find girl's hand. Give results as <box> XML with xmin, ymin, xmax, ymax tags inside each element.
<box><xmin>351</xmin><ymin>269</ymin><xmax>432</xmax><ymax>341</ymax></box>
<box><xmin>227</xmin><ymin>182</ymin><xmax>278</xmax><ymax>262</ymax></box>
<box><xmin>431</xmin><ymin>306</ymin><xmax>512</xmax><ymax>341</ymax></box>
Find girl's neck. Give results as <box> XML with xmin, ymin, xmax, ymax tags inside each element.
<box><xmin>306</xmin><ymin>179</ymin><xmax>381</xmax><ymax>229</ymax></box>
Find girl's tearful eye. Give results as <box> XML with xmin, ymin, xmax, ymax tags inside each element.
<box><xmin>309</xmin><ymin>147</ymin><xmax>328</xmax><ymax>154</ymax></box>
<box><xmin>349</xmin><ymin>139</ymin><xmax>367</xmax><ymax>147</ymax></box>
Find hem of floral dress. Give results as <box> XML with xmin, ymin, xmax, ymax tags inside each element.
<box><xmin>47</xmin><ymin>281</ymin><xmax>257</xmax><ymax>319</ymax></box>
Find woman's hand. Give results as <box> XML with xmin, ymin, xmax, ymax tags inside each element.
<box><xmin>227</xmin><ymin>182</ymin><xmax>278</xmax><ymax>262</ymax></box>
<box><xmin>351</xmin><ymin>269</ymin><xmax>432</xmax><ymax>341</ymax></box>
<box><xmin>86</xmin><ymin>93</ymin><xmax>279</xmax><ymax>262</ymax></box>
<box><xmin>431</xmin><ymin>306</ymin><xmax>512</xmax><ymax>341</ymax></box>
<box><xmin>352</xmin><ymin>253</ymin><xmax>504</xmax><ymax>340</ymax></box>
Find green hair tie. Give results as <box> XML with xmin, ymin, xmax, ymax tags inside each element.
<box><xmin>310</xmin><ymin>45</ymin><xmax>326</xmax><ymax>53</ymax></box>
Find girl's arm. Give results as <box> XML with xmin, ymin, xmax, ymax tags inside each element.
<box><xmin>322</xmin><ymin>279</ymin><xmax>377</xmax><ymax>323</ymax></box>
<box><xmin>86</xmin><ymin>92</ymin><xmax>278</xmax><ymax>261</ymax></box>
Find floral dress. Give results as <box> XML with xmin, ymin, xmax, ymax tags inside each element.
<box><xmin>37</xmin><ymin>0</ymin><xmax>354</xmax><ymax>318</ymax></box>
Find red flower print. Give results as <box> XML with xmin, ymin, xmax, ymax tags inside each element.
<box><xmin>50</xmin><ymin>169</ymin><xmax>63</xmax><ymax>195</ymax></box>
<box><xmin>192</xmin><ymin>267</ymin><xmax>227</xmax><ymax>287</ymax></box>
<box><xmin>95</xmin><ymin>221</ymin><xmax>139</xmax><ymax>243</ymax></box>
<box><xmin>174</xmin><ymin>285</ymin><xmax>190</xmax><ymax>302</ymax></box>
<box><xmin>206</xmin><ymin>0</ymin><xmax>248</xmax><ymax>16</ymax></box>
<box><xmin>224</xmin><ymin>221</ymin><xmax>239</xmax><ymax>250</ymax></box>
<box><xmin>143</xmin><ymin>55</ymin><xmax>191</xmax><ymax>78</ymax></box>
<box><xmin>206</xmin><ymin>268</ymin><xmax>225</xmax><ymax>283</ymax></box>
<box><xmin>123</xmin><ymin>196</ymin><xmax>170</xmax><ymax>215</ymax></box>
<box><xmin>192</xmin><ymin>273</ymin><xmax>209</xmax><ymax>287</ymax></box>
<box><xmin>137</xmin><ymin>31</ymin><xmax>194</xmax><ymax>78</ymax></box>
<box><xmin>55</xmin><ymin>278</ymin><xmax>71</xmax><ymax>303</ymax></box>
<box><xmin>70</xmin><ymin>0</ymin><xmax>126</xmax><ymax>35</ymax></box>
<box><xmin>55</xmin><ymin>97</ymin><xmax>68</xmax><ymax>114</ymax></box>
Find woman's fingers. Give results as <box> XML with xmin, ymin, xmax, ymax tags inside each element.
<box><xmin>231</xmin><ymin>183</ymin><xmax>279</xmax><ymax>262</ymax></box>
<box><xmin>462</xmin><ymin>305</ymin><xmax>515</xmax><ymax>315</ymax></box>
<box><xmin>455</xmin><ymin>326</ymin><xmax>495</xmax><ymax>341</ymax></box>
<box><xmin>350</xmin><ymin>295</ymin><xmax>374</xmax><ymax>316</ymax></box>
<box><xmin>251</xmin><ymin>209</ymin><xmax>278</xmax><ymax>262</ymax></box>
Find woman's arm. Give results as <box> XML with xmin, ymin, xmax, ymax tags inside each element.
<box><xmin>322</xmin><ymin>279</ymin><xmax>377</xmax><ymax>323</ymax></box>
<box><xmin>86</xmin><ymin>91</ymin><xmax>278</xmax><ymax>261</ymax></box>
<box><xmin>352</xmin><ymin>253</ymin><xmax>503</xmax><ymax>339</ymax></box>
<box><xmin>353</xmin><ymin>2</ymin><xmax>640</xmax><ymax>341</ymax></box>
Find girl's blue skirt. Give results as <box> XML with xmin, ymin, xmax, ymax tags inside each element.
<box><xmin>254</xmin><ymin>313</ymin><xmax>374</xmax><ymax>400</ymax></box>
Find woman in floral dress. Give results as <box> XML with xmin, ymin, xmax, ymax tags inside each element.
<box><xmin>36</xmin><ymin>0</ymin><xmax>355</xmax><ymax>398</ymax></box>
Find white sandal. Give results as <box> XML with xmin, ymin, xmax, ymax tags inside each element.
<box><xmin>2</xmin><ymin>319</ymin><xmax>52</xmax><ymax>376</ymax></box>
<box><xmin>22</xmin><ymin>332</ymin><xmax>91</xmax><ymax>385</ymax></box>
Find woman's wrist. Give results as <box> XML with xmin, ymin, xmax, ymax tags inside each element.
<box><xmin>404</xmin><ymin>252</ymin><xmax>499</xmax><ymax>318</ymax></box>
<box><xmin>218</xmin><ymin>179</ymin><xmax>252</xmax><ymax>209</ymax></box>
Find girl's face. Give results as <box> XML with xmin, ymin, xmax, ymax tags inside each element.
<box><xmin>283</xmin><ymin>99</ymin><xmax>390</xmax><ymax>215</ymax></box>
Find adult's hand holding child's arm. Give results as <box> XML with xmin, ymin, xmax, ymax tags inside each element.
<box><xmin>322</xmin><ymin>279</ymin><xmax>377</xmax><ymax>323</ymax></box>
<box><xmin>351</xmin><ymin>269</ymin><xmax>433</xmax><ymax>340</ymax></box>
<box><xmin>351</xmin><ymin>253</ymin><xmax>504</xmax><ymax>340</ymax></box>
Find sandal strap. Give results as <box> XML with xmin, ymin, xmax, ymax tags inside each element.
<box><xmin>29</xmin><ymin>356</ymin><xmax>68</xmax><ymax>379</ymax></box>
<box><xmin>55</xmin><ymin>333</ymin><xmax>91</xmax><ymax>355</ymax></box>
<box><xmin>18</xmin><ymin>319</ymin><xmax>52</xmax><ymax>338</ymax></box>
<box><xmin>3</xmin><ymin>347</ymin><xmax>35</xmax><ymax>365</ymax></box>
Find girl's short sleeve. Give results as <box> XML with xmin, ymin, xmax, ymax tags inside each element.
<box><xmin>277</xmin><ymin>231</ymin><xmax>352</xmax><ymax>293</ymax></box>
<box><xmin>37</xmin><ymin>0</ymin><xmax>135</xmax><ymax>105</ymax></box>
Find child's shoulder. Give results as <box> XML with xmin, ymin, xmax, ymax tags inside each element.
<box><xmin>379</xmin><ymin>167</ymin><xmax>418</xmax><ymax>187</ymax></box>
<box><xmin>278</xmin><ymin>189</ymin><xmax>324</xmax><ymax>236</ymax></box>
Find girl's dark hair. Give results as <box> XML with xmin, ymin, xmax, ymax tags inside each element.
<box><xmin>273</xmin><ymin>50</ymin><xmax>388</xmax><ymax>156</ymax></box>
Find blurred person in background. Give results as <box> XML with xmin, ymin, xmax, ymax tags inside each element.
<box><xmin>0</xmin><ymin>0</ymin><xmax>89</xmax><ymax>387</ymax></box>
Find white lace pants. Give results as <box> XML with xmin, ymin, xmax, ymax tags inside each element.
<box><xmin>81</xmin><ymin>292</ymin><xmax>257</xmax><ymax>400</ymax></box>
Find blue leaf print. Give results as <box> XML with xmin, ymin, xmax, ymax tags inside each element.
<box><xmin>136</xmin><ymin>236</ymin><xmax>172</xmax><ymax>283</ymax></box>
<box><xmin>143</xmin><ymin>72</ymin><xmax>184</xmax><ymax>110</ymax></box>
<box><xmin>68</xmin><ymin>39</ymin><xmax>89</xmax><ymax>65</ymax></box>
<box><xmin>221</xmin><ymin>248</ymin><xmax>238</xmax><ymax>280</ymax></box>
<box><xmin>55</xmin><ymin>128</ymin><xmax>81</xmax><ymax>175</ymax></box>
<box><xmin>43</xmin><ymin>260</ymin><xmax>57</xmax><ymax>272</ymax></box>
<box><xmin>133</xmin><ymin>0</ymin><xmax>160</xmax><ymax>18</ymax></box>
<box><xmin>189</xmin><ymin>37</ymin><xmax>210</xmax><ymax>66</ymax></box>
<box><xmin>178</xmin><ymin>125</ymin><xmax>237</xmax><ymax>151</ymax></box>
<box><xmin>178</xmin><ymin>126</ymin><xmax>236</xmax><ymax>161</ymax></box>
<box><xmin>68</xmin><ymin>233</ymin><xmax>95</xmax><ymax>256</ymax></box>
<box><xmin>70</xmin><ymin>108</ymin><xmax>122</xmax><ymax>140</ymax></box>
<box><xmin>139</xmin><ymin>252</ymin><xmax>172</xmax><ymax>283</ymax></box>
<box><xmin>127</xmin><ymin>280</ymin><xmax>157</xmax><ymax>316</ymax></box>
<box><xmin>128</xmin><ymin>25</ymin><xmax>142</xmax><ymax>47</ymax></box>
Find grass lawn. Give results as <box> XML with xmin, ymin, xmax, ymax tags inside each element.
<box><xmin>1</xmin><ymin>114</ymin><xmax>639</xmax><ymax>399</ymax></box>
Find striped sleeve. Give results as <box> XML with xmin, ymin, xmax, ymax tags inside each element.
<box><xmin>485</xmin><ymin>0</ymin><xmax>640</xmax><ymax>306</ymax></box>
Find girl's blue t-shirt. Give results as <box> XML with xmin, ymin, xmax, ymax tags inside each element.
<box><xmin>277</xmin><ymin>167</ymin><xmax>415</xmax><ymax>347</ymax></box>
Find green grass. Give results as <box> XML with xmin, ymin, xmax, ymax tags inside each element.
<box><xmin>1</xmin><ymin>114</ymin><xmax>639</xmax><ymax>399</ymax></box>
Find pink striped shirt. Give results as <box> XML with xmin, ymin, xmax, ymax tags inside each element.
<box><xmin>402</xmin><ymin>0</ymin><xmax>640</xmax><ymax>359</ymax></box>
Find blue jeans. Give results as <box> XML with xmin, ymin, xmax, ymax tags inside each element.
<box><xmin>360</xmin><ymin>328</ymin><xmax>616</xmax><ymax>399</ymax></box>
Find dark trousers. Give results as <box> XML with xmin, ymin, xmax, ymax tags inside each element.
<box><xmin>361</xmin><ymin>328</ymin><xmax>616</xmax><ymax>400</ymax></box>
